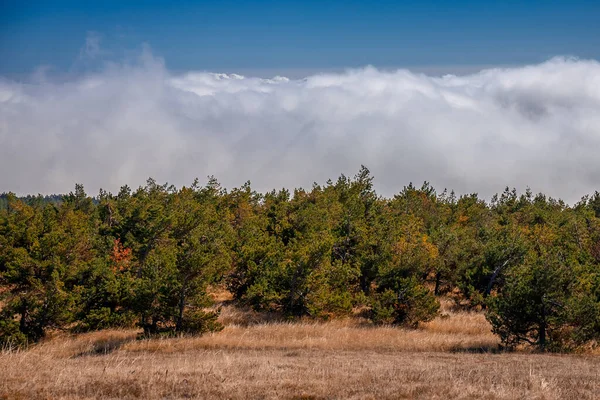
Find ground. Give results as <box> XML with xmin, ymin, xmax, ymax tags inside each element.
<box><xmin>1</xmin><ymin>302</ymin><xmax>599</xmax><ymax>399</ymax></box>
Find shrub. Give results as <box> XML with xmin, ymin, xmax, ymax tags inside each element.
<box><xmin>0</xmin><ymin>317</ymin><xmax>28</xmax><ymax>349</ymax></box>
<box><xmin>371</xmin><ymin>278</ymin><xmax>439</xmax><ymax>327</ymax></box>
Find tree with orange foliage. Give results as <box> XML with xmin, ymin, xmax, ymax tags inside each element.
<box><xmin>110</xmin><ymin>239</ymin><xmax>132</xmax><ymax>273</ymax></box>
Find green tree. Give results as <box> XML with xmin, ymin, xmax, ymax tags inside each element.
<box><xmin>0</xmin><ymin>187</ymin><xmax>98</xmax><ymax>345</ymax></box>
<box><xmin>486</xmin><ymin>250</ymin><xmax>570</xmax><ymax>350</ymax></box>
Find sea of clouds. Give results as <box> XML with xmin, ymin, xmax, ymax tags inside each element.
<box><xmin>1</xmin><ymin>45</ymin><xmax>599</xmax><ymax>202</ymax></box>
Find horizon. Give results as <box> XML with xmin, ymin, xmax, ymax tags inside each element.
<box><xmin>2</xmin><ymin>171</ymin><xmax>598</xmax><ymax>207</ymax></box>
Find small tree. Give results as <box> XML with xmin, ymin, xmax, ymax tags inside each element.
<box><xmin>486</xmin><ymin>250</ymin><xmax>569</xmax><ymax>351</ymax></box>
<box><xmin>372</xmin><ymin>220</ymin><xmax>440</xmax><ymax>326</ymax></box>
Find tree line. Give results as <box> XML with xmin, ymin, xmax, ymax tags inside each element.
<box><xmin>1</xmin><ymin>167</ymin><xmax>599</xmax><ymax>351</ymax></box>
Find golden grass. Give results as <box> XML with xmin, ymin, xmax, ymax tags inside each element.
<box><xmin>125</xmin><ymin>310</ymin><xmax>497</xmax><ymax>354</ymax></box>
<box><xmin>1</xmin><ymin>302</ymin><xmax>599</xmax><ymax>399</ymax></box>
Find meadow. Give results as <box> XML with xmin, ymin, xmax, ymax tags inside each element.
<box><xmin>2</xmin><ymin>299</ymin><xmax>598</xmax><ymax>400</ymax></box>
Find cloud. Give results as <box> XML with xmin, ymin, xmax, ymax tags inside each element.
<box><xmin>79</xmin><ymin>31</ymin><xmax>104</xmax><ymax>60</ymax></box>
<box><xmin>1</xmin><ymin>48</ymin><xmax>599</xmax><ymax>202</ymax></box>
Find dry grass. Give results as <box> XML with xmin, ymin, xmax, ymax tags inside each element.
<box><xmin>125</xmin><ymin>308</ymin><xmax>497</xmax><ymax>354</ymax></box>
<box><xmin>1</xmin><ymin>301</ymin><xmax>599</xmax><ymax>399</ymax></box>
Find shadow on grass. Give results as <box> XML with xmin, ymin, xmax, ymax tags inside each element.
<box><xmin>450</xmin><ymin>344</ymin><xmax>507</xmax><ymax>354</ymax></box>
<box><xmin>217</xmin><ymin>303</ymin><xmax>288</xmax><ymax>327</ymax></box>
<box><xmin>73</xmin><ymin>335</ymin><xmax>136</xmax><ymax>358</ymax></box>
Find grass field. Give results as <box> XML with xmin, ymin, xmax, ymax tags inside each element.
<box><xmin>1</xmin><ymin>301</ymin><xmax>599</xmax><ymax>399</ymax></box>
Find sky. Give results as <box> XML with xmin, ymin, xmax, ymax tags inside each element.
<box><xmin>1</xmin><ymin>1</ymin><xmax>600</xmax><ymax>202</ymax></box>
<box><xmin>2</xmin><ymin>0</ymin><xmax>600</xmax><ymax>75</ymax></box>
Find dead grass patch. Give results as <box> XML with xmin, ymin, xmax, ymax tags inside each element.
<box><xmin>1</xmin><ymin>302</ymin><xmax>598</xmax><ymax>399</ymax></box>
<box><xmin>1</xmin><ymin>345</ymin><xmax>598</xmax><ymax>399</ymax></box>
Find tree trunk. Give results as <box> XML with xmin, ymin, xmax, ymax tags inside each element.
<box><xmin>434</xmin><ymin>271</ymin><xmax>442</xmax><ymax>296</ymax></box>
<box><xmin>539</xmin><ymin>302</ymin><xmax>547</xmax><ymax>350</ymax></box>
<box><xmin>485</xmin><ymin>259</ymin><xmax>511</xmax><ymax>297</ymax></box>
<box><xmin>176</xmin><ymin>284</ymin><xmax>187</xmax><ymax>332</ymax></box>
<box><xmin>151</xmin><ymin>316</ymin><xmax>158</xmax><ymax>335</ymax></box>
<box><xmin>360</xmin><ymin>274</ymin><xmax>370</xmax><ymax>295</ymax></box>
<box><xmin>141</xmin><ymin>313</ymin><xmax>149</xmax><ymax>336</ymax></box>
<box><xmin>19</xmin><ymin>303</ymin><xmax>27</xmax><ymax>335</ymax></box>
<box><xmin>539</xmin><ymin>323</ymin><xmax>546</xmax><ymax>350</ymax></box>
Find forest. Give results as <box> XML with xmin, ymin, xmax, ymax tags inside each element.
<box><xmin>1</xmin><ymin>166</ymin><xmax>599</xmax><ymax>352</ymax></box>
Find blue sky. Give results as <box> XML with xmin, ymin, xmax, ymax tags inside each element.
<box><xmin>1</xmin><ymin>0</ymin><xmax>599</xmax><ymax>75</ymax></box>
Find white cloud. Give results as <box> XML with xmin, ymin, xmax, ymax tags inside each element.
<box><xmin>1</xmin><ymin>49</ymin><xmax>599</xmax><ymax>202</ymax></box>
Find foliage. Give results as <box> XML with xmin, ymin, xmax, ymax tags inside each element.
<box><xmin>371</xmin><ymin>278</ymin><xmax>439</xmax><ymax>327</ymax></box>
<box><xmin>1</xmin><ymin>168</ymin><xmax>600</xmax><ymax>351</ymax></box>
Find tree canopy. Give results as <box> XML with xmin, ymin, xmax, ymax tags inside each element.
<box><xmin>1</xmin><ymin>169</ymin><xmax>599</xmax><ymax>351</ymax></box>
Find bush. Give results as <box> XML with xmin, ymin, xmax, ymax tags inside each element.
<box><xmin>371</xmin><ymin>278</ymin><xmax>439</xmax><ymax>327</ymax></box>
<box><xmin>75</xmin><ymin>307</ymin><xmax>137</xmax><ymax>332</ymax></box>
<box><xmin>137</xmin><ymin>309</ymin><xmax>223</xmax><ymax>338</ymax></box>
<box><xmin>179</xmin><ymin>309</ymin><xmax>224</xmax><ymax>335</ymax></box>
<box><xmin>0</xmin><ymin>317</ymin><xmax>28</xmax><ymax>349</ymax></box>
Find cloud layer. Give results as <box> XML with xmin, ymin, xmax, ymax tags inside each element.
<box><xmin>1</xmin><ymin>50</ymin><xmax>600</xmax><ymax>202</ymax></box>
